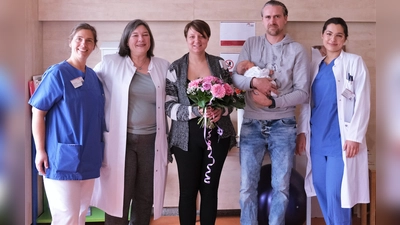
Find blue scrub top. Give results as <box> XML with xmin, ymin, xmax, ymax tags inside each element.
<box><xmin>29</xmin><ymin>61</ymin><xmax>105</xmax><ymax>180</ymax></box>
<box><xmin>310</xmin><ymin>59</ymin><xmax>342</xmax><ymax>157</ymax></box>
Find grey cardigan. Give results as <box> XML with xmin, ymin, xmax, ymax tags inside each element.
<box><xmin>165</xmin><ymin>53</ymin><xmax>236</xmax><ymax>152</ymax></box>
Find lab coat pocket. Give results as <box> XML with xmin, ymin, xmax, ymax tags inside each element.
<box><xmin>343</xmin><ymin>97</ymin><xmax>355</xmax><ymax>123</ymax></box>
<box><xmin>55</xmin><ymin>143</ymin><xmax>81</xmax><ymax>173</ymax></box>
<box><xmin>343</xmin><ymin>121</ymin><xmax>350</xmax><ymax>131</ymax></box>
<box><xmin>101</xmin><ymin>132</ymin><xmax>110</xmax><ymax>167</ymax></box>
<box><xmin>342</xmin><ymin>78</ymin><xmax>355</xmax><ymax>123</ymax></box>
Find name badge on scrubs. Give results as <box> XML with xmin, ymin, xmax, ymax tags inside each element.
<box><xmin>71</xmin><ymin>77</ymin><xmax>84</xmax><ymax>88</ymax></box>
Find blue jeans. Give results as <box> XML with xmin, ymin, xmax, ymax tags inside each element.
<box><xmin>239</xmin><ymin>117</ymin><xmax>296</xmax><ymax>225</ymax></box>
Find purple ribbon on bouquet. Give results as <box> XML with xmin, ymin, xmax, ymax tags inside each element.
<box><xmin>203</xmin><ymin>105</ymin><xmax>224</xmax><ymax>184</ymax></box>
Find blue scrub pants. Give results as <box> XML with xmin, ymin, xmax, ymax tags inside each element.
<box><xmin>311</xmin><ymin>154</ymin><xmax>352</xmax><ymax>225</ymax></box>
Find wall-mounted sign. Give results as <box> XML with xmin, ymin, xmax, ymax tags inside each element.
<box><xmin>220</xmin><ymin>22</ymin><xmax>255</xmax><ymax>46</ymax></box>
<box><xmin>220</xmin><ymin>53</ymin><xmax>239</xmax><ymax>73</ymax></box>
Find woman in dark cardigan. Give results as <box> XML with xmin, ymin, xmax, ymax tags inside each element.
<box><xmin>165</xmin><ymin>19</ymin><xmax>236</xmax><ymax>225</ymax></box>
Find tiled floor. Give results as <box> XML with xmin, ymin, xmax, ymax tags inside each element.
<box><xmin>84</xmin><ymin>215</ymin><xmax>360</xmax><ymax>225</ymax></box>
<box><xmin>149</xmin><ymin>216</ymin><xmax>239</xmax><ymax>225</ymax></box>
<box><xmin>147</xmin><ymin>216</ymin><xmax>361</xmax><ymax>225</ymax></box>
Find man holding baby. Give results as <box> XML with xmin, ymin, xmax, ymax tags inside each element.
<box><xmin>232</xmin><ymin>1</ymin><xmax>310</xmax><ymax>224</ymax></box>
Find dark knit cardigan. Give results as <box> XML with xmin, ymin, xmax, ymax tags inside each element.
<box><xmin>165</xmin><ymin>53</ymin><xmax>237</xmax><ymax>152</ymax></box>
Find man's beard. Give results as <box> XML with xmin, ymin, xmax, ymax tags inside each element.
<box><xmin>267</xmin><ymin>25</ymin><xmax>282</xmax><ymax>36</ymax></box>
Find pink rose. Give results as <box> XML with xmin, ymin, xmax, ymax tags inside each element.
<box><xmin>211</xmin><ymin>84</ymin><xmax>226</xmax><ymax>98</ymax></box>
<box><xmin>192</xmin><ymin>80</ymin><xmax>200</xmax><ymax>88</ymax></box>
<box><xmin>223</xmin><ymin>83</ymin><xmax>234</xmax><ymax>96</ymax></box>
<box><xmin>203</xmin><ymin>76</ymin><xmax>215</xmax><ymax>83</ymax></box>
<box><xmin>202</xmin><ymin>81</ymin><xmax>212</xmax><ymax>91</ymax></box>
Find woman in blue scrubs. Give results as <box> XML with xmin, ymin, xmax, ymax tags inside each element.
<box><xmin>296</xmin><ymin>17</ymin><xmax>371</xmax><ymax>225</ymax></box>
<box><xmin>29</xmin><ymin>23</ymin><xmax>105</xmax><ymax>225</ymax></box>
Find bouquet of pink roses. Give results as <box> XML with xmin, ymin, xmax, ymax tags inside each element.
<box><xmin>187</xmin><ymin>76</ymin><xmax>245</xmax><ymax>128</ymax></box>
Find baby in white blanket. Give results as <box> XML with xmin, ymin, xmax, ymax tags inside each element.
<box><xmin>236</xmin><ymin>60</ymin><xmax>277</xmax><ymax>97</ymax></box>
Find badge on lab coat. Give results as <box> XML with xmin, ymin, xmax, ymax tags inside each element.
<box><xmin>343</xmin><ymin>73</ymin><xmax>355</xmax><ymax>122</ymax></box>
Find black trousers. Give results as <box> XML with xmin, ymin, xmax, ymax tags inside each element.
<box><xmin>172</xmin><ymin>119</ymin><xmax>230</xmax><ymax>225</ymax></box>
<box><xmin>105</xmin><ymin>133</ymin><xmax>156</xmax><ymax>225</ymax></box>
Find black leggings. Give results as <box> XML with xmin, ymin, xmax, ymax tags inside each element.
<box><xmin>172</xmin><ymin>119</ymin><xmax>230</xmax><ymax>225</ymax></box>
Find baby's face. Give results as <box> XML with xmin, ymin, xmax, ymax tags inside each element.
<box><xmin>237</xmin><ymin>61</ymin><xmax>255</xmax><ymax>74</ymax></box>
<box><xmin>244</xmin><ymin>61</ymin><xmax>255</xmax><ymax>70</ymax></box>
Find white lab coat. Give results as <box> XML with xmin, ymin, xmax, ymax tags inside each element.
<box><xmin>90</xmin><ymin>53</ymin><xmax>170</xmax><ymax>219</ymax></box>
<box><xmin>297</xmin><ymin>50</ymin><xmax>370</xmax><ymax>208</ymax></box>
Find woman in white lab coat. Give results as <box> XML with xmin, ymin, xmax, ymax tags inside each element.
<box><xmin>296</xmin><ymin>17</ymin><xmax>370</xmax><ymax>225</ymax></box>
<box><xmin>90</xmin><ymin>19</ymin><xmax>170</xmax><ymax>225</ymax></box>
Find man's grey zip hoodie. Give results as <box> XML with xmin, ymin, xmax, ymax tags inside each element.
<box><xmin>232</xmin><ymin>34</ymin><xmax>310</xmax><ymax>120</ymax></box>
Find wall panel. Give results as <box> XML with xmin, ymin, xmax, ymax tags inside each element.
<box><xmin>39</xmin><ymin>0</ymin><xmax>194</xmax><ymax>21</ymax></box>
<box><xmin>39</xmin><ymin>0</ymin><xmax>375</xmax><ymax>22</ymax></box>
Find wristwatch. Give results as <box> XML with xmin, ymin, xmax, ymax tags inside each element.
<box><xmin>268</xmin><ymin>96</ymin><xmax>276</xmax><ymax>109</ymax></box>
<box><xmin>250</xmin><ymin>77</ymin><xmax>255</xmax><ymax>89</ymax></box>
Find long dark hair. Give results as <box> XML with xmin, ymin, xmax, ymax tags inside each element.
<box><xmin>118</xmin><ymin>19</ymin><xmax>155</xmax><ymax>58</ymax></box>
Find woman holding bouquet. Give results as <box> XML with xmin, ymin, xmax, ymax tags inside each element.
<box><xmin>296</xmin><ymin>17</ymin><xmax>370</xmax><ymax>225</ymax></box>
<box><xmin>165</xmin><ymin>19</ymin><xmax>236</xmax><ymax>225</ymax></box>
